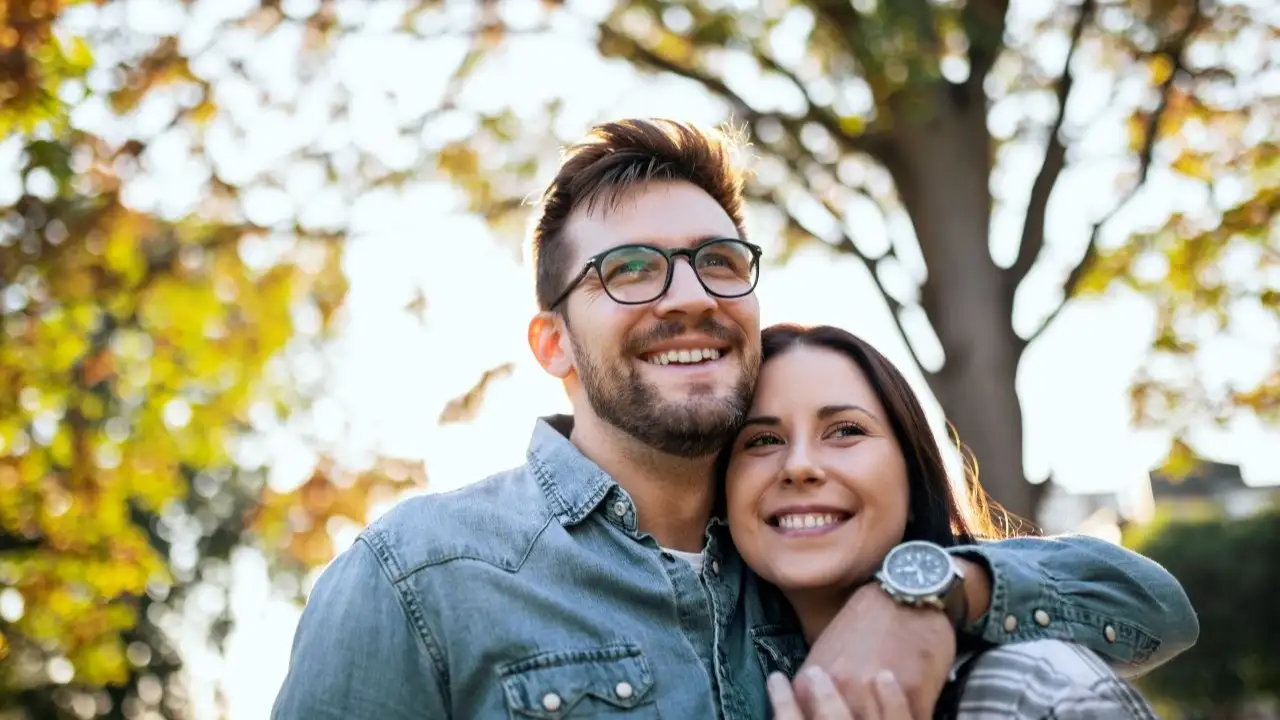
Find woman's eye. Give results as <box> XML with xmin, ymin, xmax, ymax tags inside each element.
<box><xmin>743</xmin><ymin>433</ymin><xmax>783</xmax><ymax>448</ymax></box>
<box><xmin>830</xmin><ymin>422</ymin><xmax>866</xmax><ymax>438</ymax></box>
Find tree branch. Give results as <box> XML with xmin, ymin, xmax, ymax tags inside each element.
<box><xmin>597</xmin><ymin>25</ymin><xmax>889</xmax><ymax>161</ymax></box>
<box><xmin>749</xmin><ymin>46</ymin><xmax>890</xmax><ymax>162</ymax></box>
<box><xmin>801</xmin><ymin>0</ymin><xmax>882</xmax><ymax>83</ymax></box>
<box><xmin>1025</xmin><ymin>6</ymin><xmax>1203</xmax><ymax>347</ymax></box>
<box><xmin>766</xmin><ymin>188</ymin><xmax>931</xmax><ymax>375</ymax></box>
<box><xmin>1006</xmin><ymin>0</ymin><xmax>1096</xmax><ymax>292</ymax></box>
<box><xmin>748</xmin><ymin>110</ymin><xmax>930</xmax><ymax>373</ymax></box>
<box><xmin>962</xmin><ymin>0</ymin><xmax>1010</xmax><ymax>93</ymax></box>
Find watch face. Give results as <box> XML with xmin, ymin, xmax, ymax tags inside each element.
<box><xmin>884</xmin><ymin>541</ymin><xmax>954</xmax><ymax>595</ymax></box>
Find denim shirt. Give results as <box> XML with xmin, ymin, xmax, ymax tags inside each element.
<box><xmin>271</xmin><ymin>416</ymin><xmax>1198</xmax><ymax>719</ymax></box>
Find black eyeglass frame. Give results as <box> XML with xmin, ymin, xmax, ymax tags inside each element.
<box><xmin>547</xmin><ymin>237</ymin><xmax>764</xmax><ymax>310</ymax></box>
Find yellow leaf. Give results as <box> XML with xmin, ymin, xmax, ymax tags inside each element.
<box><xmin>1170</xmin><ymin>153</ymin><xmax>1212</xmax><ymax>181</ymax></box>
<box><xmin>1149</xmin><ymin>54</ymin><xmax>1175</xmax><ymax>86</ymax></box>
<box><xmin>61</xmin><ymin>37</ymin><xmax>95</xmax><ymax>72</ymax></box>
<box><xmin>190</xmin><ymin>98</ymin><xmax>218</xmax><ymax>125</ymax></box>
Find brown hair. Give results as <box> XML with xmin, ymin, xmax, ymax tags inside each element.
<box><xmin>718</xmin><ymin>324</ymin><xmax>1019</xmax><ymax>544</ymax></box>
<box><xmin>530</xmin><ymin>118</ymin><xmax>751</xmax><ymax>311</ymax></box>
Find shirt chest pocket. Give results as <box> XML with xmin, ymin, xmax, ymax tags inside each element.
<box><xmin>499</xmin><ymin>643</ymin><xmax>660</xmax><ymax>719</ymax></box>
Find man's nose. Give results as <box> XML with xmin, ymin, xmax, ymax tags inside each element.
<box><xmin>652</xmin><ymin>259</ymin><xmax>715</xmax><ymax>317</ymax></box>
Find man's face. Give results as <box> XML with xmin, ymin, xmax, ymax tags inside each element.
<box><xmin>559</xmin><ymin>180</ymin><xmax>762</xmax><ymax>458</ymax></box>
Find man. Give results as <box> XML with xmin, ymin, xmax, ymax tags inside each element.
<box><xmin>271</xmin><ymin>119</ymin><xmax>1197</xmax><ymax>719</ymax></box>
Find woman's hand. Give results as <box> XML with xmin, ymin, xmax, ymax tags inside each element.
<box><xmin>768</xmin><ymin>668</ymin><xmax>914</xmax><ymax>720</ymax></box>
<box><xmin>769</xmin><ymin>669</ymin><xmax>853</xmax><ymax>720</ymax></box>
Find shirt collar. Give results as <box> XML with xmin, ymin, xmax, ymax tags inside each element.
<box><xmin>525</xmin><ymin>414</ymin><xmax>734</xmax><ymax>538</ymax></box>
<box><xmin>526</xmin><ymin>414</ymin><xmax>619</xmax><ymax>526</ymax></box>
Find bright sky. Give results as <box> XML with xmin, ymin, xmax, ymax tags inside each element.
<box><xmin>5</xmin><ymin>0</ymin><xmax>1277</xmax><ymax>717</ymax></box>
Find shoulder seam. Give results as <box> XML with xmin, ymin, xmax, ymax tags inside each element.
<box><xmin>358</xmin><ymin>534</ymin><xmax>453</xmax><ymax>710</ymax></box>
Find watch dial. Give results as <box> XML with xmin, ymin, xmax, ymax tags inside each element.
<box><xmin>885</xmin><ymin>544</ymin><xmax>951</xmax><ymax>592</ymax></box>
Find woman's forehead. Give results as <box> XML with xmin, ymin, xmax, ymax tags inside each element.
<box><xmin>752</xmin><ymin>347</ymin><xmax>879</xmax><ymax>414</ymax></box>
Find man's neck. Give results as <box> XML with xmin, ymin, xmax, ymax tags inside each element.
<box><xmin>569</xmin><ymin>415</ymin><xmax>716</xmax><ymax>553</ymax></box>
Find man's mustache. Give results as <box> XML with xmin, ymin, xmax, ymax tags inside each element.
<box><xmin>623</xmin><ymin>318</ymin><xmax>744</xmax><ymax>356</ymax></box>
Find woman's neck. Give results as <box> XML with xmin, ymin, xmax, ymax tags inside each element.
<box><xmin>786</xmin><ymin>587</ymin><xmax>853</xmax><ymax>646</ymax></box>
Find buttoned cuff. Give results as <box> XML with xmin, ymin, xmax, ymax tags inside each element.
<box><xmin>945</xmin><ymin>542</ymin><xmax>1153</xmax><ymax>665</ymax></box>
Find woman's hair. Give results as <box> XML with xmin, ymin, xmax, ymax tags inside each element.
<box><xmin>719</xmin><ymin>323</ymin><xmax>1017</xmax><ymax>545</ymax></box>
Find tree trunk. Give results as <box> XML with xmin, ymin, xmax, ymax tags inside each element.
<box><xmin>878</xmin><ymin>88</ymin><xmax>1044</xmax><ymax>524</ymax></box>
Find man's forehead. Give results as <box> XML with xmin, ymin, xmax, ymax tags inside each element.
<box><xmin>564</xmin><ymin>180</ymin><xmax>739</xmax><ymax>258</ymax></box>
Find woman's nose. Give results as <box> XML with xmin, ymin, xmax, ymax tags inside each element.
<box><xmin>781</xmin><ymin>445</ymin><xmax>825</xmax><ymax>486</ymax></box>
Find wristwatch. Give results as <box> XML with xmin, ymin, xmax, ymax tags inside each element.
<box><xmin>874</xmin><ymin>540</ymin><xmax>969</xmax><ymax>629</ymax></box>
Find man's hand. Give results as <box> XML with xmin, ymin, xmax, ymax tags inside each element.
<box><xmin>769</xmin><ymin>668</ymin><xmax>914</xmax><ymax>720</ymax></box>
<box><xmin>801</xmin><ymin>583</ymin><xmax>958</xmax><ymax>720</ymax></box>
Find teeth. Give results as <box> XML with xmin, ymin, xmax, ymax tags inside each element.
<box><xmin>647</xmin><ymin>348</ymin><xmax>722</xmax><ymax>365</ymax></box>
<box><xmin>776</xmin><ymin>513</ymin><xmax>843</xmax><ymax>530</ymax></box>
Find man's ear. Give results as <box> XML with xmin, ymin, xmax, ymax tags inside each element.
<box><xmin>528</xmin><ymin>311</ymin><xmax>574</xmax><ymax>379</ymax></box>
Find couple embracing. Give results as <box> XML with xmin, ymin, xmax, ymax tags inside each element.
<box><xmin>271</xmin><ymin>119</ymin><xmax>1197</xmax><ymax>719</ymax></box>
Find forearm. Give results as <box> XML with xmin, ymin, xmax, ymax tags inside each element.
<box><xmin>948</xmin><ymin>534</ymin><xmax>1198</xmax><ymax>676</ymax></box>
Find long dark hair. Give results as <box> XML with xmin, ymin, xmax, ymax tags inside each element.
<box><xmin>719</xmin><ymin>323</ymin><xmax>1015</xmax><ymax>545</ymax></box>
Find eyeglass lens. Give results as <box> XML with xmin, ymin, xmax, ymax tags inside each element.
<box><xmin>597</xmin><ymin>239</ymin><xmax>758</xmax><ymax>304</ymax></box>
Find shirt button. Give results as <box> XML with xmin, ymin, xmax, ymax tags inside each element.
<box><xmin>1003</xmin><ymin>614</ymin><xmax>1017</xmax><ymax>633</ymax></box>
<box><xmin>1104</xmin><ymin>625</ymin><xmax>1117</xmax><ymax>643</ymax></box>
<box><xmin>541</xmin><ymin>692</ymin><xmax>562</xmax><ymax>712</ymax></box>
<box><xmin>1034</xmin><ymin>609</ymin><xmax>1051</xmax><ymax>627</ymax></box>
<box><xmin>612</xmin><ymin>501</ymin><xmax>628</xmax><ymax>517</ymax></box>
<box><xmin>615</xmin><ymin>681</ymin><xmax>634</xmax><ymax>699</ymax></box>
<box><xmin>709</xmin><ymin>559</ymin><xmax>720</xmax><ymax>575</ymax></box>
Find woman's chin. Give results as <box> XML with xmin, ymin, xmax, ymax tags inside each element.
<box><xmin>768</xmin><ymin>561</ymin><xmax>873</xmax><ymax>595</ymax></box>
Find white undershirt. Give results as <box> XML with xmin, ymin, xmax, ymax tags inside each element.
<box><xmin>662</xmin><ymin>547</ymin><xmax>705</xmax><ymax>574</ymax></box>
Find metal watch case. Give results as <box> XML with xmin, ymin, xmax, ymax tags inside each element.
<box><xmin>873</xmin><ymin>540</ymin><xmax>967</xmax><ymax>621</ymax></box>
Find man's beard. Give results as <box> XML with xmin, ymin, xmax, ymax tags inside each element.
<box><xmin>571</xmin><ymin>320</ymin><xmax>758</xmax><ymax>458</ymax></box>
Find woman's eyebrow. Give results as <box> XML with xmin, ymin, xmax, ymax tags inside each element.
<box><xmin>742</xmin><ymin>405</ymin><xmax>878</xmax><ymax>427</ymax></box>
<box><xmin>817</xmin><ymin>404</ymin><xmax>876</xmax><ymax>420</ymax></box>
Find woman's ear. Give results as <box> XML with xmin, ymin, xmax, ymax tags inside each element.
<box><xmin>528</xmin><ymin>311</ymin><xmax>574</xmax><ymax>379</ymax></box>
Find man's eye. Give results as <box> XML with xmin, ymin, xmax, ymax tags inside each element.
<box><xmin>606</xmin><ymin>260</ymin><xmax>656</xmax><ymax>282</ymax></box>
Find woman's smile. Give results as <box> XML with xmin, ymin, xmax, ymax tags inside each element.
<box><xmin>765</xmin><ymin>506</ymin><xmax>853</xmax><ymax>537</ymax></box>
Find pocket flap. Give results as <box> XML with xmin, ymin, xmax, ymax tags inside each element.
<box><xmin>499</xmin><ymin>644</ymin><xmax>655</xmax><ymax>717</ymax></box>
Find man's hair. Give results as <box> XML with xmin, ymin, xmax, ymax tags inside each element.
<box><xmin>529</xmin><ymin>118</ymin><xmax>751</xmax><ymax>311</ymax></box>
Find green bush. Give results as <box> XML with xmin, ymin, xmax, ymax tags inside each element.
<box><xmin>1130</xmin><ymin>510</ymin><xmax>1280</xmax><ymax>713</ymax></box>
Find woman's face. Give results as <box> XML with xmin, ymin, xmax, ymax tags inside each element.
<box><xmin>725</xmin><ymin>345</ymin><xmax>910</xmax><ymax>594</ymax></box>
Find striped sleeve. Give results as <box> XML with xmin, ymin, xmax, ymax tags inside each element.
<box><xmin>951</xmin><ymin>639</ymin><xmax>1158</xmax><ymax>719</ymax></box>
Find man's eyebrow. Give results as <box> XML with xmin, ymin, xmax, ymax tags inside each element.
<box><xmin>625</xmin><ymin>234</ymin><xmax>741</xmax><ymax>249</ymax></box>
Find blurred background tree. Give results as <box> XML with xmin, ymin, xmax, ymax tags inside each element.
<box><xmin>1127</xmin><ymin>509</ymin><xmax>1280</xmax><ymax>718</ymax></box>
<box><xmin>0</xmin><ymin>2</ymin><xmax>432</xmax><ymax>717</ymax></box>
<box><xmin>427</xmin><ymin>0</ymin><xmax>1280</xmax><ymax>522</ymax></box>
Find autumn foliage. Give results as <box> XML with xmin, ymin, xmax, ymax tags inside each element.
<box><xmin>0</xmin><ymin>1</ymin><xmax>423</xmax><ymax>716</ymax></box>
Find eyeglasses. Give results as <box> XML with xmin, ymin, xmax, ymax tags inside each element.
<box><xmin>549</xmin><ymin>237</ymin><xmax>763</xmax><ymax>310</ymax></box>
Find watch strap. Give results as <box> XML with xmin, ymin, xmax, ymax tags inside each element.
<box><xmin>941</xmin><ymin>578</ymin><xmax>969</xmax><ymax>630</ymax></box>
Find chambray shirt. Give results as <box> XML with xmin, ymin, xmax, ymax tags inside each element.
<box><xmin>271</xmin><ymin>415</ymin><xmax>1197</xmax><ymax>719</ymax></box>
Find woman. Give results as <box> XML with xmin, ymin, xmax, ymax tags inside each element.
<box><xmin>723</xmin><ymin>324</ymin><xmax>1157</xmax><ymax>720</ymax></box>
